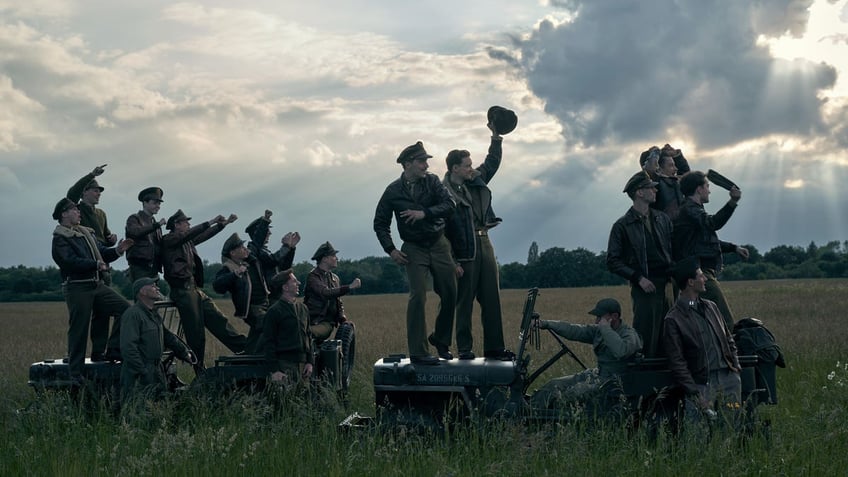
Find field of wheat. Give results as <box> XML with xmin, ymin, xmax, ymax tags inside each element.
<box><xmin>1</xmin><ymin>279</ymin><xmax>846</xmax><ymax>476</ymax></box>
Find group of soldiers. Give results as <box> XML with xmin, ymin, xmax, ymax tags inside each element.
<box><xmin>51</xmin><ymin>166</ymin><xmax>359</xmax><ymax>401</ymax></box>
<box><xmin>529</xmin><ymin>143</ymin><xmax>748</xmax><ymax>420</ymax></box>
<box><xmin>49</xmin><ymin>109</ymin><xmax>747</xmax><ymax>419</ymax></box>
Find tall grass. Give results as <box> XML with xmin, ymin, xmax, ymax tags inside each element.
<box><xmin>1</xmin><ymin>279</ymin><xmax>846</xmax><ymax>475</ymax></box>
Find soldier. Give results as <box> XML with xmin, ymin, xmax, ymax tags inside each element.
<box><xmin>663</xmin><ymin>257</ymin><xmax>741</xmax><ymax>420</ymax></box>
<box><xmin>652</xmin><ymin>155</ymin><xmax>685</xmax><ymax>220</ymax></box>
<box><xmin>120</xmin><ymin>276</ymin><xmax>196</xmax><ymax>401</ymax></box>
<box><xmin>607</xmin><ymin>170</ymin><xmax>674</xmax><ymax>357</ymax></box>
<box><xmin>442</xmin><ymin>122</ymin><xmax>513</xmax><ymax>360</ymax></box>
<box><xmin>531</xmin><ymin>298</ymin><xmax>642</xmax><ymax>409</ymax></box>
<box><xmin>304</xmin><ymin>241</ymin><xmax>360</xmax><ymax>345</ymax></box>
<box><xmin>673</xmin><ymin>171</ymin><xmax>749</xmax><ymax>329</ymax></box>
<box><xmin>244</xmin><ymin>210</ymin><xmax>300</xmax><ymax>304</ymax></box>
<box><xmin>261</xmin><ymin>269</ymin><xmax>314</xmax><ymax>387</ymax></box>
<box><xmin>51</xmin><ymin>198</ymin><xmax>133</xmax><ymax>380</ymax></box>
<box><xmin>213</xmin><ymin>233</ymin><xmax>270</xmax><ymax>354</ymax></box>
<box><xmin>67</xmin><ymin>164</ymin><xmax>119</xmax><ymax>362</ymax></box>
<box><xmin>161</xmin><ymin>209</ymin><xmax>246</xmax><ymax>365</ymax></box>
<box><xmin>125</xmin><ymin>187</ymin><xmax>166</xmax><ymax>282</ymax></box>
<box><xmin>373</xmin><ymin>141</ymin><xmax>457</xmax><ymax>365</ymax></box>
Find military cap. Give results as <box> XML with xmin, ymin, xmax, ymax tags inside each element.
<box><xmin>268</xmin><ymin>269</ymin><xmax>294</xmax><ymax>290</ymax></box>
<box><xmin>166</xmin><ymin>209</ymin><xmax>191</xmax><ymax>230</ymax></box>
<box><xmin>672</xmin><ymin>256</ymin><xmax>701</xmax><ymax>286</ymax></box>
<box><xmin>487</xmin><ymin>105</ymin><xmax>518</xmax><ymax>135</ymax></box>
<box><xmin>52</xmin><ymin>197</ymin><xmax>78</xmax><ymax>220</ymax></box>
<box><xmin>396</xmin><ymin>141</ymin><xmax>433</xmax><ymax>163</ymax></box>
<box><xmin>245</xmin><ymin>215</ymin><xmax>272</xmax><ymax>243</ymax></box>
<box><xmin>588</xmin><ymin>298</ymin><xmax>621</xmax><ymax>317</ymax></box>
<box><xmin>138</xmin><ymin>187</ymin><xmax>164</xmax><ymax>203</ymax></box>
<box><xmin>311</xmin><ymin>241</ymin><xmax>339</xmax><ymax>262</ymax></box>
<box><xmin>221</xmin><ymin>233</ymin><xmax>245</xmax><ymax>257</ymax></box>
<box><xmin>132</xmin><ymin>276</ymin><xmax>159</xmax><ymax>298</ymax></box>
<box><xmin>85</xmin><ymin>179</ymin><xmax>105</xmax><ymax>192</ymax></box>
<box><xmin>623</xmin><ymin>170</ymin><xmax>659</xmax><ymax>195</ymax></box>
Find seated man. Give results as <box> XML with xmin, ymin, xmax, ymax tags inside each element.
<box><xmin>304</xmin><ymin>242</ymin><xmax>361</xmax><ymax>344</ymax></box>
<box><xmin>261</xmin><ymin>269</ymin><xmax>314</xmax><ymax>389</ymax></box>
<box><xmin>531</xmin><ymin>298</ymin><xmax>643</xmax><ymax>410</ymax></box>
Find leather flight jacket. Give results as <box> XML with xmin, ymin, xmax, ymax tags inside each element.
<box><xmin>443</xmin><ymin>138</ymin><xmax>503</xmax><ymax>261</ymax></box>
<box><xmin>607</xmin><ymin>208</ymin><xmax>673</xmax><ymax>283</ymax></box>
<box><xmin>161</xmin><ymin>222</ymin><xmax>225</xmax><ymax>287</ymax></box>
<box><xmin>374</xmin><ymin>171</ymin><xmax>455</xmax><ymax>253</ymax></box>
<box><xmin>672</xmin><ymin>198</ymin><xmax>738</xmax><ymax>272</ymax></box>
<box><xmin>213</xmin><ymin>256</ymin><xmax>268</xmax><ymax>318</ymax></box>
<box><xmin>125</xmin><ymin>210</ymin><xmax>163</xmax><ymax>271</ymax></box>
<box><xmin>663</xmin><ymin>296</ymin><xmax>741</xmax><ymax>395</ymax></box>
<box><xmin>52</xmin><ymin>225</ymin><xmax>121</xmax><ymax>282</ymax></box>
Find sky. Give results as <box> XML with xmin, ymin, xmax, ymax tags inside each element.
<box><xmin>2</xmin><ymin>0</ymin><xmax>847</xmax><ymax>268</ymax></box>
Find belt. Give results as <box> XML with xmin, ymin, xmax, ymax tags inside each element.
<box><xmin>475</xmin><ymin>229</ymin><xmax>488</xmax><ymax>236</ymax></box>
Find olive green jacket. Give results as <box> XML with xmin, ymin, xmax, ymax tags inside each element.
<box><xmin>539</xmin><ymin>320</ymin><xmax>642</xmax><ymax>379</ymax></box>
<box><xmin>120</xmin><ymin>302</ymin><xmax>189</xmax><ymax>397</ymax></box>
<box><xmin>68</xmin><ymin>172</ymin><xmax>114</xmax><ymax>245</ymax></box>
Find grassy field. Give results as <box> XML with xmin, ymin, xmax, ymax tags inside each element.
<box><xmin>1</xmin><ymin>279</ymin><xmax>847</xmax><ymax>476</ymax></box>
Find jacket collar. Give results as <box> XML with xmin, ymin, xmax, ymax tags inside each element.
<box><xmin>53</xmin><ymin>224</ymin><xmax>91</xmax><ymax>238</ymax></box>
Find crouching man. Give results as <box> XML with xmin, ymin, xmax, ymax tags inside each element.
<box><xmin>120</xmin><ymin>277</ymin><xmax>196</xmax><ymax>402</ymax></box>
<box><xmin>531</xmin><ymin>298</ymin><xmax>643</xmax><ymax>411</ymax></box>
<box><xmin>261</xmin><ymin>269</ymin><xmax>314</xmax><ymax>389</ymax></box>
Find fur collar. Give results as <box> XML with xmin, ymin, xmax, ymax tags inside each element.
<box><xmin>53</xmin><ymin>224</ymin><xmax>94</xmax><ymax>238</ymax></box>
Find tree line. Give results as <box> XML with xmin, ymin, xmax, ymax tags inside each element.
<box><xmin>2</xmin><ymin>240</ymin><xmax>847</xmax><ymax>302</ymax></box>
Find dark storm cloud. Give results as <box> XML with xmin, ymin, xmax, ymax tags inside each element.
<box><xmin>499</xmin><ymin>0</ymin><xmax>837</xmax><ymax>150</ymax></box>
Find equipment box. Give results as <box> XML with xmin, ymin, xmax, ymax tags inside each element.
<box><xmin>28</xmin><ymin>358</ymin><xmax>121</xmax><ymax>392</ymax></box>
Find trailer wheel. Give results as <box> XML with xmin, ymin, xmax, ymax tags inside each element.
<box><xmin>335</xmin><ymin>322</ymin><xmax>355</xmax><ymax>391</ymax></box>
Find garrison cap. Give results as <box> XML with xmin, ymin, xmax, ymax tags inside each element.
<box><xmin>166</xmin><ymin>209</ymin><xmax>191</xmax><ymax>230</ymax></box>
<box><xmin>84</xmin><ymin>179</ymin><xmax>105</xmax><ymax>192</ymax></box>
<box><xmin>311</xmin><ymin>241</ymin><xmax>339</xmax><ymax>262</ymax></box>
<box><xmin>138</xmin><ymin>187</ymin><xmax>164</xmax><ymax>203</ymax></box>
<box><xmin>221</xmin><ymin>233</ymin><xmax>245</xmax><ymax>257</ymax></box>
<box><xmin>52</xmin><ymin>198</ymin><xmax>78</xmax><ymax>220</ymax></box>
<box><xmin>396</xmin><ymin>141</ymin><xmax>432</xmax><ymax>163</ymax></box>
<box><xmin>623</xmin><ymin>170</ymin><xmax>659</xmax><ymax>195</ymax></box>
<box><xmin>268</xmin><ymin>269</ymin><xmax>294</xmax><ymax>290</ymax></box>
<box><xmin>132</xmin><ymin>276</ymin><xmax>159</xmax><ymax>298</ymax></box>
<box><xmin>588</xmin><ymin>298</ymin><xmax>621</xmax><ymax>317</ymax></box>
<box><xmin>487</xmin><ymin>105</ymin><xmax>518</xmax><ymax>135</ymax></box>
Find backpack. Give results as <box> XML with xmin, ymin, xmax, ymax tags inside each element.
<box><xmin>733</xmin><ymin>317</ymin><xmax>785</xmax><ymax>404</ymax></box>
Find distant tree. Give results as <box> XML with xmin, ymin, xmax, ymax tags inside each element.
<box><xmin>527</xmin><ymin>241</ymin><xmax>539</xmax><ymax>265</ymax></box>
<box><xmin>499</xmin><ymin>262</ymin><xmax>527</xmax><ymax>289</ymax></box>
<box><xmin>763</xmin><ymin>245</ymin><xmax>807</xmax><ymax>268</ymax></box>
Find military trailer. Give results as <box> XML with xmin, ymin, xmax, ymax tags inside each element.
<box><xmin>372</xmin><ymin>288</ymin><xmax>774</xmax><ymax>430</ymax></box>
<box><xmin>27</xmin><ymin>300</ymin><xmax>351</xmax><ymax>398</ymax></box>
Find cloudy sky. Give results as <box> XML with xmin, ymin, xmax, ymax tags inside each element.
<box><xmin>2</xmin><ymin>0</ymin><xmax>847</xmax><ymax>269</ymax></box>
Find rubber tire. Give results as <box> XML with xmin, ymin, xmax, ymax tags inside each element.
<box><xmin>335</xmin><ymin>322</ymin><xmax>355</xmax><ymax>391</ymax></box>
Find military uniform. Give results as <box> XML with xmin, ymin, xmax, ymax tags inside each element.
<box><xmin>261</xmin><ymin>298</ymin><xmax>314</xmax><ymax>385</ymax></box>
<box><xmin>51</xmin><ymin>198</ymin><xmax>128</xmax><ymax>377</ymax></box>
<box><xmin>125</xmin><ymin>187</ymin><xmax>165</xmax><ymax>282</ymax></box>
<box><xmin>531</xmin><ymin>299</ymin><xmax>642</xmax><ymax>409</ymax></box>
<box><xmin>161</xmin><ymin>210</ymin><xmax>246</xmax><ymax>364</ymax></box>
<box><xmin>443</xmin><ymin>138</ymin><xmax>507</xmax><ymax>357</ymax></box>
<box><xmin>244</xmin><ymin>214</ymin><xmax>296</xmax><ymax>304</ymax></box>
<box><xmin>68</xmin><ymin>173</ymin><xmax>117</xmax><ymax>360</ymax></box>
<box><xmin>120</xmin><ymin>301</ymin><xmax>190</xmax><ymax>400</ymax></box>
<box><xmin>373</xmin><ymin>142</ymin><xmax>457</xmax><ymax>361</ymax></box>
<box><xmin>213</xmin><ymin>233</ymin><xmax>270</xmax><ymax>354</ymax></box>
